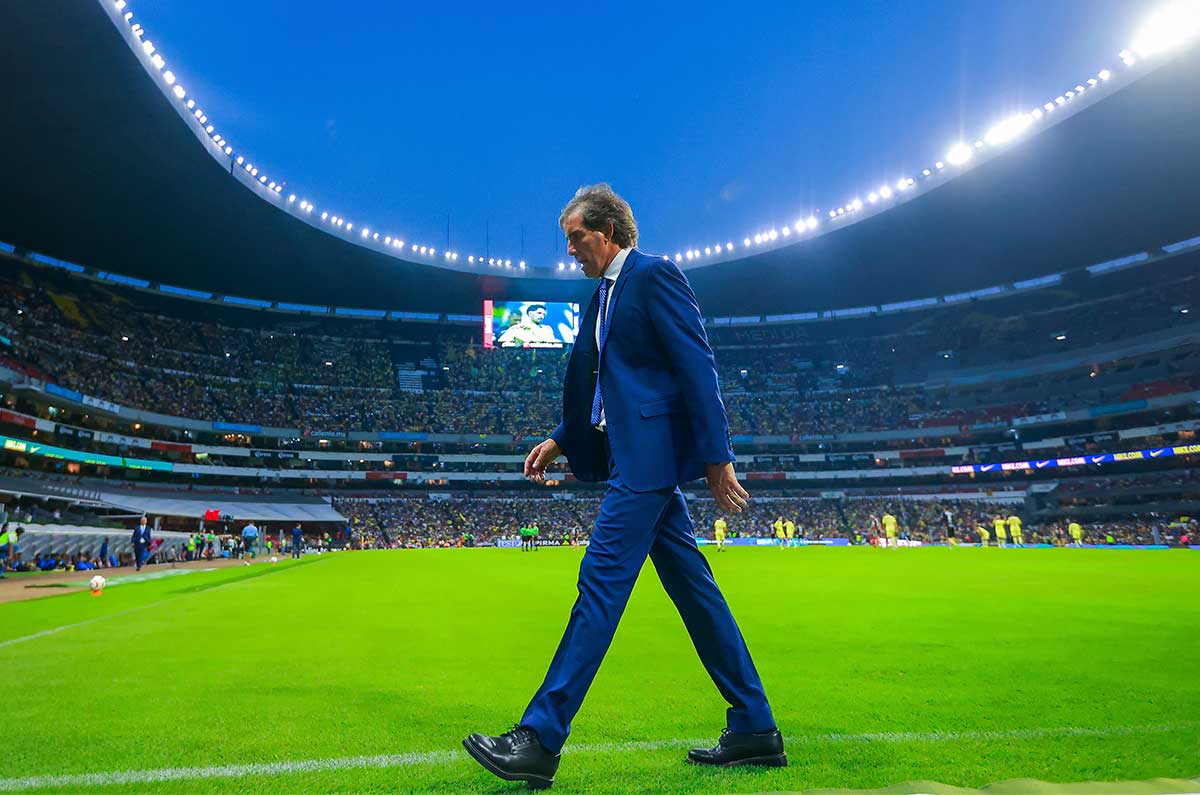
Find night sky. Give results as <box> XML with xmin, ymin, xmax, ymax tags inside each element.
<box><xmin>130</xmin><ymin>0</ymin><xmax>1162</xmax><ymax>267</ymax></box>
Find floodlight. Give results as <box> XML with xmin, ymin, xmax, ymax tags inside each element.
<box><xmin>1132</xmin><ymin>1</ymin><xmax>1200</xmax><ymax>58</ymax></box>
<box><xmin>984</xmin><ymin>113</ymin><xmax>1033</xmax><ymax>146</ymax></box>
<box><xmin>946</xmin><ymin>142</ymin><xmax>972</xmax><ymax>165</ymax></box>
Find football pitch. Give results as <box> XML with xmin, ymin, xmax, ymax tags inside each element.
<box><xmin>2</xmin><ymin>547</ymin><xmax>1197</xmax><ymax>794</ymax></box>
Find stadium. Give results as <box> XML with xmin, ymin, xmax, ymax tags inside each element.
<box><xmin>0</xmin><ymin>1</ymin><xmax>1197</xmax><ymax>793</ymax></box>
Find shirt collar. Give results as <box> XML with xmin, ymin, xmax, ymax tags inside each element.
<box><xmin>601</xmin><ymin>247</ymin><xmax>632</xmax><ymax>283</ymax></box>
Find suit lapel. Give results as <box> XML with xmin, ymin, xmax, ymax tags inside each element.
<box><xmin>599</xmin><ymin>248</ymin><xmax>639</xmax><ymax>362</ymax></box>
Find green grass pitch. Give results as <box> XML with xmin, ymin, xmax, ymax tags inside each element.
<box><xmin>2</xmin><ymin>547</ymin><xmax>1197</xmax><ymax>794</ymax></box>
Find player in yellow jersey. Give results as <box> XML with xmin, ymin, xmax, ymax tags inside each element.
<box><xmin>713</xmin><ymin>517</ymin><xmax>727</xmax><ymax>552</ymax></box>
<box><xmin>993</xmin><ymin>515</ymin><xmax>1008</xmax><ymax>548</ymax></box>
<box><xmin>1007</xmin><ymin>514</ymin><xmax>1023</xmax><ymax>547</ymax></box>
<box><xmin>784</xmin><ymin>519</ymin><xmax>796</xmax><ymax>548</ymax></box>
<box><xmin>882</xmin><ymin>511</ymin><xmax>898</xmax><ymax>549</ymax></box>
<box><xmin>976</xmin><ymin>523</ymin><xmax>991</xmax><ymax>547</ymax></box>
<box><xmin>774</xmin><ymin>516</ymin><xmax>786</xmax><ymax>549</ymax></box>
<box><xmin>1068</xmin><ymin>520</ymin><xmax>1084</xmax><ymax>547</ymax></box>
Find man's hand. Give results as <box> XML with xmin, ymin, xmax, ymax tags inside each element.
<box><xmin>524</xmin><ymin>438</ymin><xmax>563</xmax><ymax>484</ymax></box>
<box><xmin>706</xmin><ymin>462</ymin><xmax>749</xmax><ymax>513</ymax></box>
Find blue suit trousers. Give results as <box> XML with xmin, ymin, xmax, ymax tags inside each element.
<box><xmin>520</xmin><ymin>453</ymin><xmax>775</xmax><ymax>753</ymax></box>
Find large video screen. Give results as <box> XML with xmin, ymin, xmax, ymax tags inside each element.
<box><xmin>483</xmin><ymin>300</ymin><xmax>580</xmax><ymax>349</ymax></box>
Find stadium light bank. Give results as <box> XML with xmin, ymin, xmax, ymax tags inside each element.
<box><xmin>100</xmin><ymin>0</ymin><xmax>1200</xmax><ymax>276</ymax></box>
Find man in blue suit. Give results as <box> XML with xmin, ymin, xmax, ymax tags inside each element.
<box><xmin>464</xmin><ymin>185</ymin><xmax>783</xmax><ymax>789</ymax></box>
<box><xmin>131</xmin><ymin>515</ymin><xmax>152</xmax><ymax>571</ymax></box>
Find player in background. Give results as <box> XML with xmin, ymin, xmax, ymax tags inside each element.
<box><xmin>976</xmin><ymin>521</ymin><xmax>991</xmax><ymax>547</ymax></box>
<box><xmin>714</xmin><ymin>517</ymin><xmax>727</xmax><ymax>552</ymax></box>
<box><xmin>519</xmin><ymin>525</ymin><xmax>530</xmax><ymax>552</ymax></box>
<box><xmin>943</xmin><ymin>508</ymin><xmax>958</xmax><ymax>547</ymax></box>
<box><xmin>0</xmin><ymin>523</ymin><xmax>24</xmax><ymax>577</ymax></box>
<box><xmin>868</xmin><ymin>514</ymin><xmax>882</xmax><ymax>549</ymax></box>
<box><xmin>1007</xmin><ymin>514</ymin><xmax>1024</xmax><ymax>547</ymax></box>
<box><xmin>1069</xmin><ymin>520</ymin><xmax>1084</xmax><ymax>546</ymax></box>
<box><xmin>532</xmin><ymin>523</ymin><xmax>540</xmax><ymax>552</ymax></box>
<box><xmin>784</xmin><ymin>518</ymin><xmax>796</xmax><ymax>548</ymax></box>
<box><xmin>774</xmin><ymin>516</ymin><xmax>786</xmax><ymax>549</ymax></box>
<box><xmin>882</xmin><ymin>511</ymin><xmax>898</xmax><ymax>549</ymax></box>
<box><xmin>994</xmin><ymin>515</ymin><xmax>1008</xmax><ymax>548</ymax></box>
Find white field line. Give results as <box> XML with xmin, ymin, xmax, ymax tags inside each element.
<box><xmin>0</xmin><ymin>594</ymin><xmax>192</xmax><ymax>650</ymax></box>
<box><xmin>0</xmin><ymin>721</ymin><xmax>1196</xmax><ymax>791</ymax></box>
<box><xmin>0</xmin><ymin>562</ymin><xmax>304</xmax><ymax>649</ymax></box>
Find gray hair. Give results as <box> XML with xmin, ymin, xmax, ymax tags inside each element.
<box><xmin>559</xmin><ymin>183</ymin><xmax>639</xmax><ymax>248</ymax></box>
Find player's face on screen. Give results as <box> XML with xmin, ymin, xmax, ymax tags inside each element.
<box><xmin>528</xmin><ymin>307</ymin><xmax>547</xmax><ymax>324</ymax></box>
<box><xmin>564</xmin><ymin>212</ymin><xmax>612</xmax><ymax>278</ymax></box>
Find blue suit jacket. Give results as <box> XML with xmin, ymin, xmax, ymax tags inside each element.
<box><xmin>131</xmin><ymin>526</ymin><xmax>152</xmax><ymax>546</ymax></box>
<box><xmin>550</xmin><ymin>249</ymin><xmax>734</xmax><ymax>492</ymax></box>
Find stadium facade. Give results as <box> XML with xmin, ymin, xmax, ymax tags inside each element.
<box><xmin>0</xmin><ymin>0</ymin><xmax>1196</xmax><ymax>548</ymax></box>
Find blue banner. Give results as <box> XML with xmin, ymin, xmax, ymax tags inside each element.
<box><xmin>45</xmin><ymin>383</ymin><xmax>83</xmax><ymax>403</ymax></box>
<box><xmin>1089</xmin><ymin>400</ymin><xmax>1148</xmax><ymax>417</ymax></box>
<box><xmin>212</xmin><ymin>421</ymin><xmax>262</xmax><ymax>433</ymax></box>
<box><xmin>951</xmin><ymin>443</ymin><xmax>1198</xmax><ymax>475</ymax></box>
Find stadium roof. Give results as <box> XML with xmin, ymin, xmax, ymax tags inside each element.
<box><xmin>2</xmin><ymin>1</ymin><xmax>1200</xmax><ymax>315</ymax></box>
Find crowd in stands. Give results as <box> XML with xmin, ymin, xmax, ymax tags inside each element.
<box><xmin>333</xmin><ymin>496</ymin><xmax>594</xmax><ymax>548</ymax></box>
<box><xmin>1051</xmin><ymin>468</ymin><xmax>1200</xmax><ymax>494</ymax></box>
<box><xmin>329</xmin><ymin>495</ymin><xmax>1198</xmax><ymax>548</ymax></box>
<box><xmin>1</xmin><ymin>260</ymin><xmax>1196</xmax><ymax>438</ymax></box>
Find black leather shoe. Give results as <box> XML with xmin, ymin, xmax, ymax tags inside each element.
<box><xmin>463</xmin><ymin>725</ymin><xmax>560</xmax><ymax>789</ymax></box>
<box><xmin>687</xmin><ymin>727</ymin><xmax>787</xmax><ymax>767</ymax></box>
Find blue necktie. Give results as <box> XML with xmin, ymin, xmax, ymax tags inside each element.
<box><xmin>590</xmin><ymin>278</ymin><xmax>610</xmax><ymax>426</ymax></box>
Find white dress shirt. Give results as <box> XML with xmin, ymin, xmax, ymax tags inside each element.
<box><xmin>594</xmin><ymin>247</ymin><xmax>632</xmax><ymax>431</ymax></box>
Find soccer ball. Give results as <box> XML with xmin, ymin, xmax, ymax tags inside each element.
<box><xmin>270</xmin><ymin>556</ymin><xmax>278</xmax><ymax>564</ymax></box>
<box><xmin>89</xmin><ymin>575</ymin><xmax>106</xmax><ymax>593</ymax></box>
